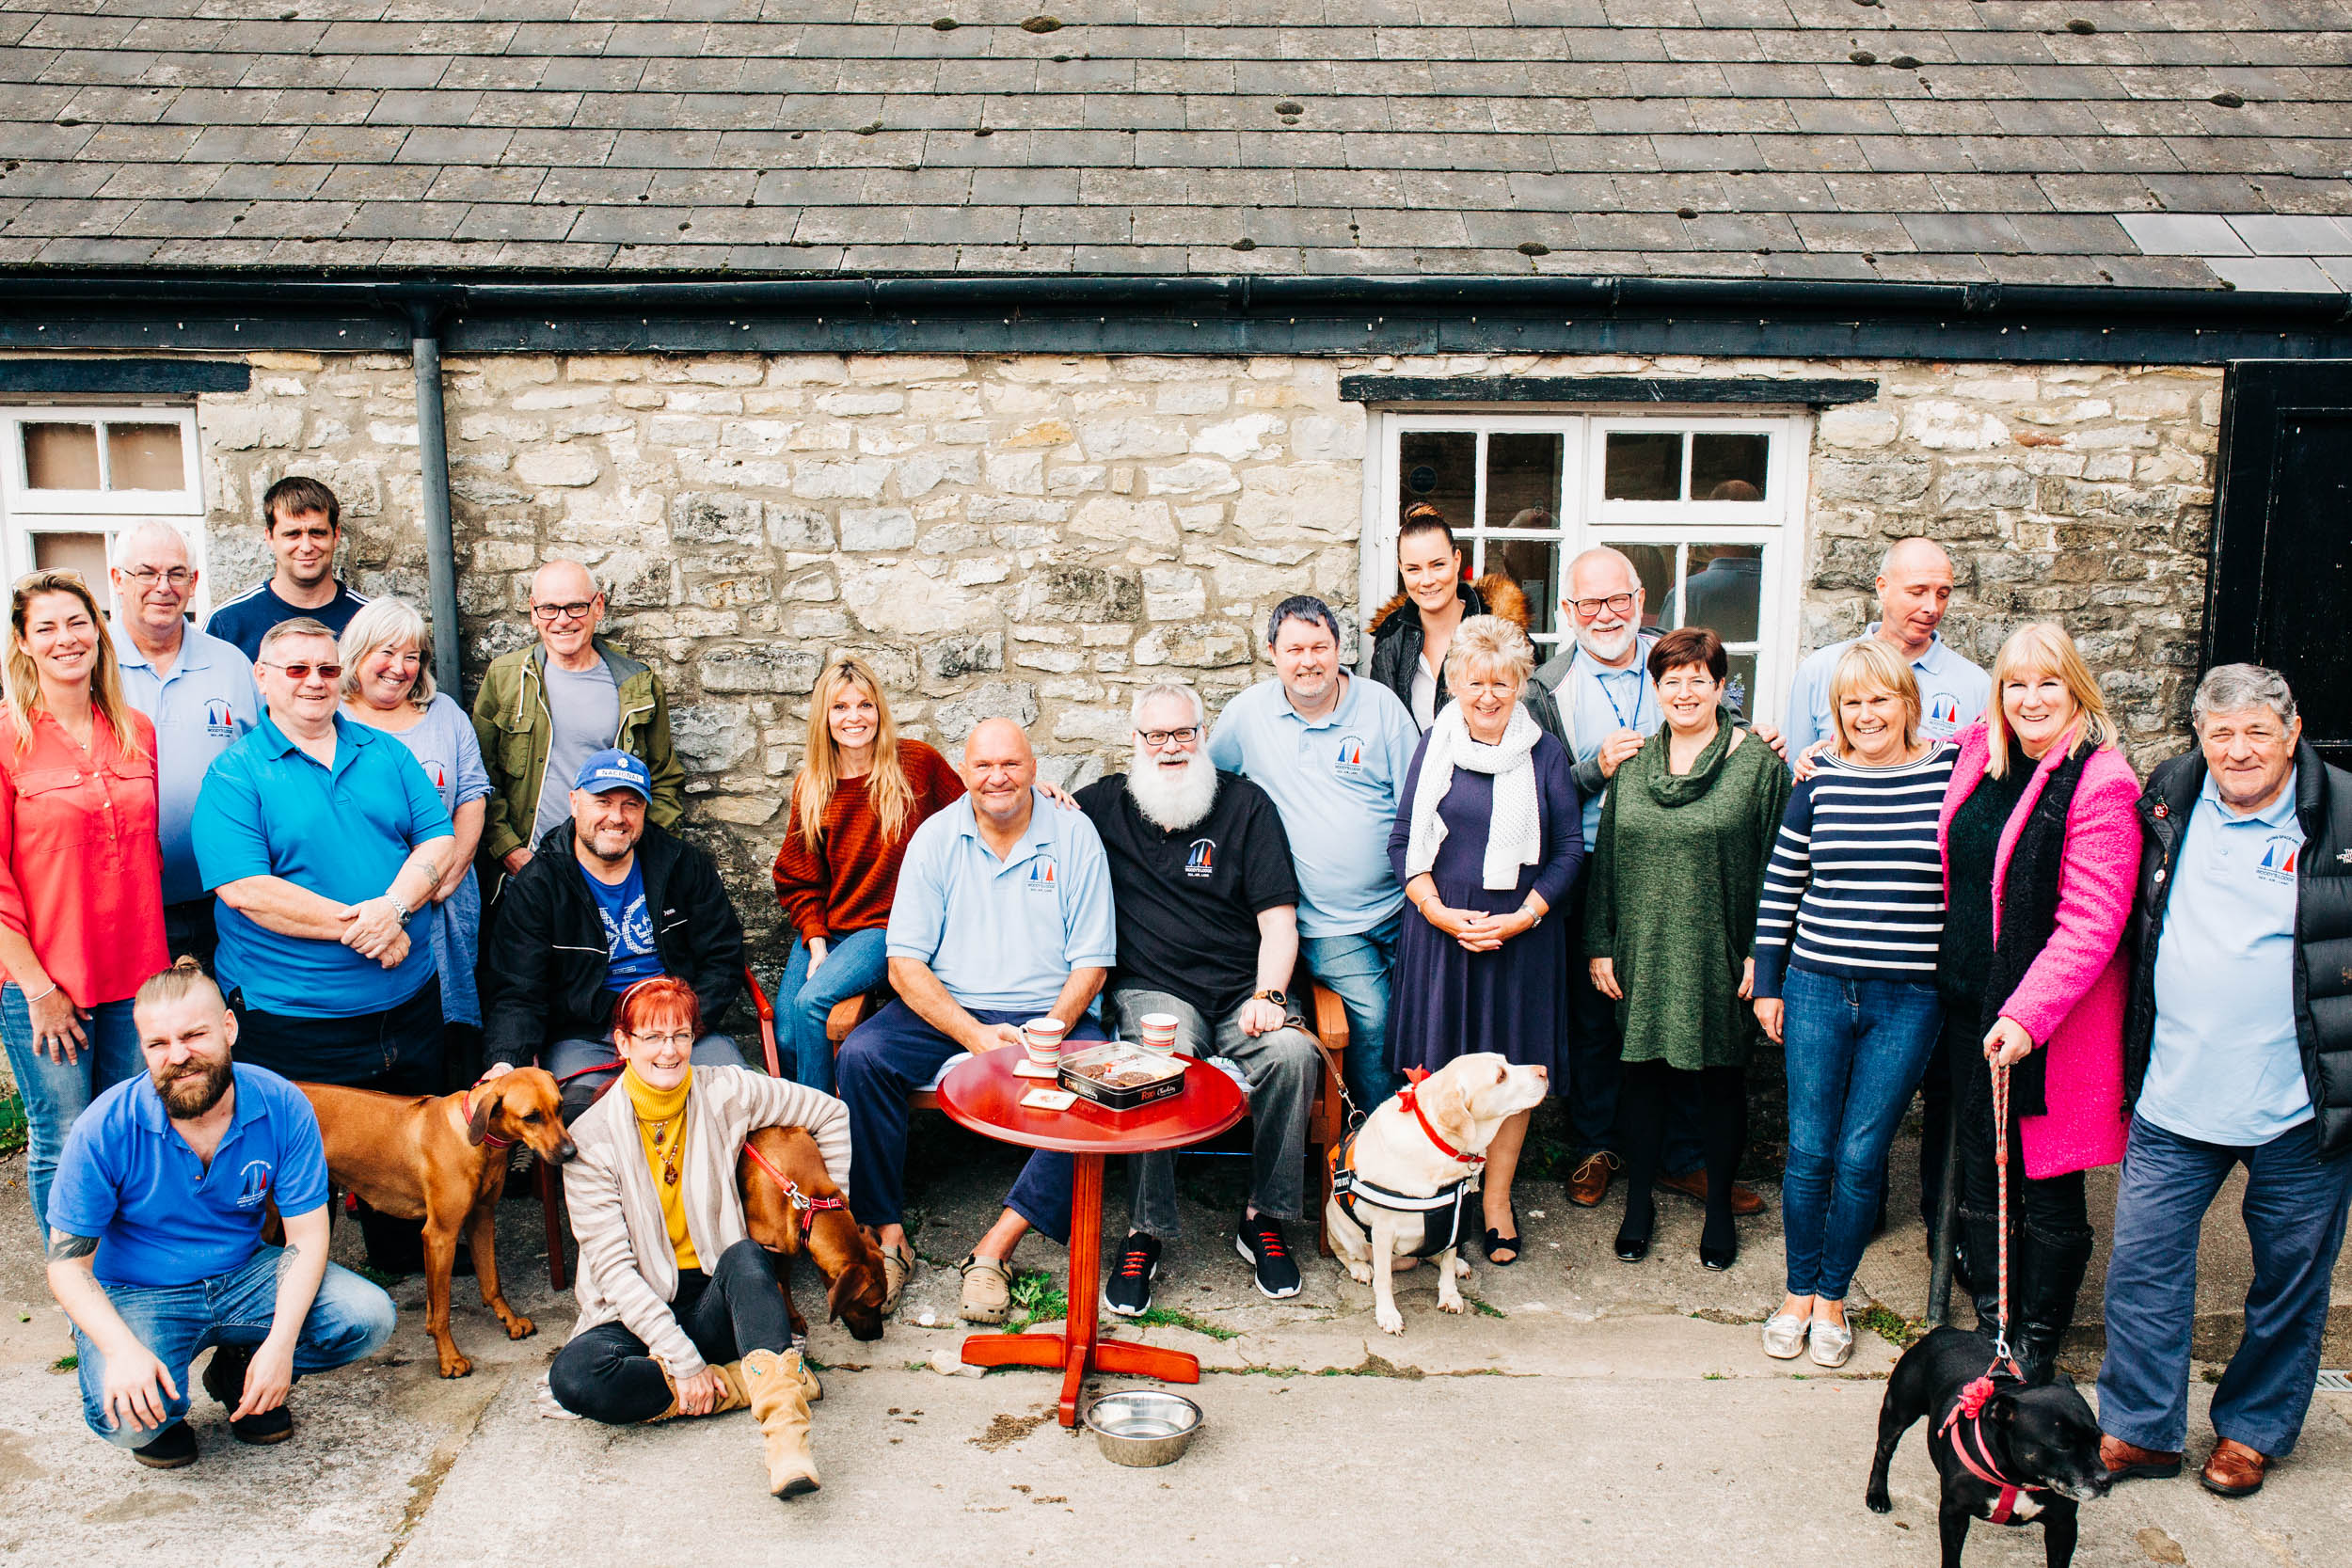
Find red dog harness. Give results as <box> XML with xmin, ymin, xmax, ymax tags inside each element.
<box><xmin>741</xmin><ymin>1141</ymin><xmax>846</xmax><ymax>1243</ymax></box>
<box><xmin>1936</xmin><ymin>1361</ymin><xmax>2044</xmax><ymax>1523</ymax></box>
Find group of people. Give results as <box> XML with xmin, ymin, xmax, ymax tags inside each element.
<box><xmin>5</xmin><ymin>479</ymin><xmax>2345</xmax><ymax>1505</ymax></box>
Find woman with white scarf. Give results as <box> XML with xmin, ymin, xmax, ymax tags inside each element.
<box><xmin>1386</xmin><ymin>615</ymin><xmax>1583</xmax><ymax>1265</ymax></box>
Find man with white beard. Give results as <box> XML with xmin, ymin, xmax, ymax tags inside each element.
<box><xmin>1076</xmin><ymin>683</ymin><xmax>1322</xmax><ymax>1310</ymax></box>
<box><xmin>1527</xmin><ymin>547</ymin><xmax>1779</xmax><ymax>1216</ymax></box>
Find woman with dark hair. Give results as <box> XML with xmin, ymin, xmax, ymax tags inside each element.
<box><xmin>1585</xmin><ymin>626</ymin><xmax>1790</xmax><ymax>1271</ymax></box>
<box><xmin>1937</xmin><ymin>621</ymin><xmax>2139</xmax><ymax>1385</ymax></box>
<box><xmin>0</xmin><ymin>569</ymin><xmax>167</xmax><ymax>1238</ymax></box>
<box><xmin>1368</xmin><ymin>504</ymin><xmax>1532</xmax><ymax>731</ymax></box>
<box><xmin>551</xmin><ymin>974</ymin><xmax>851</xmax><ymax>1497</ymax></box>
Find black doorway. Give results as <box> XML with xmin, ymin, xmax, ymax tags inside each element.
<box><xmin>2210</xmin><ymin>360</ymin><xmax>2352</xmax><ymax>768</ymax></box>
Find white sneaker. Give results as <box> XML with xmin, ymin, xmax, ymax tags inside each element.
<box><xmin>1808</xmin><ymin>1315</ymin><xmax>1854</xmax><ymax>1369</ymax></box>
<box><xmin>1760</xmin><ymin>1312</ymin><xmax>1807</xmax><ymax>1359</ymax></box>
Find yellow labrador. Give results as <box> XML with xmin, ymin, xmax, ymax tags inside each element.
<box><xmin>1325</xmin><ymin>1053</ymin><xmax>1549</xmax><ymax>1335</ymax></box>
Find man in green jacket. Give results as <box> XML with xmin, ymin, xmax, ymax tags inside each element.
<box><xmin>471</xmin><ymin>560</ymin><xmax>684</xmax><ymax>877</ymax></box>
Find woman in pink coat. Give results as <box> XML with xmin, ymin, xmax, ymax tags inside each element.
<box><xmin>1935</xmin><ymin>621</ymin><xmax>2140</xmax><ymax>1386</ymax></box>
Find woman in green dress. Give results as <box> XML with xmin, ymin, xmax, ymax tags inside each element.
<box><xmin>1586</xmin><ymin>626</ymin><xmax>1791</xmax><ymax>1271</ymax></box>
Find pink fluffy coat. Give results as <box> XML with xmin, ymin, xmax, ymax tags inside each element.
<box><xmin>1937</xmin><ymin>721</ymin><xmax>2142</xmax><ymax>1179</ymax></box>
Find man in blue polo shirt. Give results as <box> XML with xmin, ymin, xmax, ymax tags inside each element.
<box><xmin>45</xmin><ymin>958</ymin><xmax>396</xmax><ymax>1468</ymax></box>
<box><xmin>836</xmin><ymin>717</ymin><xmax>1117</xmax><ymax>1325</ymax></box>
<box><xmin>108</xmin><ymin>520</ymin><xmax>262</xmax><ymax>969</ymax></box>
<box><xmin>1783</xmin><ymin>536</ymin><xmax>1990</xmax><ymax>754</ymax></box>
<box><xmin>1207</xmin><ymin>594</ymin><xmax>1419</xmax><ymax>1111</ymax></box>
<box><xmin>192</xmin><ymin>617</ymin><xmax>453</xmax><ymax>1274</ymax></box>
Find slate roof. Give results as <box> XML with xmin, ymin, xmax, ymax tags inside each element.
<box><xmin>1</xmin><ymin>0</ymin><xmax>2348</xmax><ymax>290</ymax></box>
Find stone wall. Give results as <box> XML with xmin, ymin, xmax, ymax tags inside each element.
<box><xmin>190</xmin><ymin>347</ymin><xmax>2217</xmax><ymax>938</ymax></box>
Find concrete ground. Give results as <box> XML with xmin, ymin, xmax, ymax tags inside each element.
<box><xmin>2</xmin><ymin>1119</ymin><xmax>2346</xmax><ymax>1567</ymax></box>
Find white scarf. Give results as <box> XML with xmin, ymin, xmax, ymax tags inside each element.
<box><xmin>1404</xmin><ymin>702</ymin><xmax>1545</xmax><ymax>892</ymax></box>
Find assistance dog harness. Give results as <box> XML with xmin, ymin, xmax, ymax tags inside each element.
<box><xmin>1328</xmin><ymin>1069</ymin><xmax>1483</xmax><ymax>1259</ymax></box>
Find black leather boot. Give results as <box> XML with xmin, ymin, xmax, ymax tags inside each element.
<box><xmin>1959</xmin><ymin>1205</ymin><xmax>2007</xmax><ymax>1340</ymax></box>
<box><xmin>2013</xmin><ymin>1224</ymin><xmax>2094</xmax><ymax>1386</ymax></box>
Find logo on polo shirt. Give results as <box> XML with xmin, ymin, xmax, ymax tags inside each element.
<box><xmin>1185</xmin><ymin>838</ymin><xmax>1216</xmax><ymax>879</ymax></box>
<box><xmin>2257</xmin><ymin>835</ymin><xmax>2300</xmax><ymax>886</ymax></box>
<box><xmin>1028</xmin><ymin>857</ymin><xmax>1058</xmax><ymax>892</ymax></box>
<box><xmin>204</xmin><ymin>698</ymin><xmax>237</xmax><ymax>737</ymax></box>
<box><xmin>1334</xmin><ymin>736</ymin><xmax>1368</xmax><ymax>780</ymax></box>
<box><xmin>1924</xmin><ymin>693</ymin><xmax>1963</xmax><ymax>734</ymax></box>
<box><xmin>235</xmin><ymin>1160</ymin><xmax>275</xmax><ymax>1209</ymax></box>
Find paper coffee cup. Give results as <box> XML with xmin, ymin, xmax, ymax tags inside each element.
<box><xmin>1023</xmin><ymin>1018</ymin><xmax>1067</xmax><ymax>1063</ymax></box>
<box><xmin>1138</xmin><ymin>1012</ymin><xmax>1181</xmax><ymax>1053</ymax></box>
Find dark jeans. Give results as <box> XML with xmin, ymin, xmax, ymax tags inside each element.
<box><xmin>1564</xmin><ymin>901</ymin><xmax>1704</xmax><ymax>1174</ymax></box>
<box><xmin>548</xmin><ymin>1240</ymin><xmax>793</xmax><ymax>1424</ymax></box>
<box><xmin>2097</xmin><ymin>1115</ymin><xmax>2352</xmax><ymax>1458</ymax></box>
<box><xmin>163</xmin><ymin>898</ymin><xmax>219</xmax><ymax>974</ymax></box>
<box><xmin>1780</xmin><ymin>969</ymin><xmax>1942</xmax><ymax>1300</ymax></box>
<box><xmin>835</xmin><ymin>1000</ymin><xmax>1105</xmax><ymax>1243</ymax></box>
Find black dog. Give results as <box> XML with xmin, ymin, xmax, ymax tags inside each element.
<box><xmin>1867</xmin><ymin>1326</ymin><xmax>2111</xmax><ymax>1568</ymax></box>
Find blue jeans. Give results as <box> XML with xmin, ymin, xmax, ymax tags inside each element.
<box><xmin>776</xmin><ymin>928</ymin><xmax>891</xmax><ymax>1095</ymax></box>
<box><xmin>73</xmin><ymin>1246</ymin><xmax>397</xmax><ymax>1447</ymax></box>
<box><xmin>1</xmin><ymin>985</ymin><xmax>143</xmax><ymax>1243</ymax></box>
<box><xmin>1302</xmin><ymin>913</ymin><xmax>1403</xmax><ymax>1112</ymax></box>
<box><xmin>1779</xmin><ymin>969</ymin><xmax>1941</xmax><ymax>1300</ymax></box>
<box><xmin>2097</xmin><ymin>1114</ymin><xmax>2352</xmax><ymax>1458</ymax></box>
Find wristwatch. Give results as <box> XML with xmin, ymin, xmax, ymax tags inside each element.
<box><xmin>1251</xmin><ymin>989</ymin><xmax>1288</xmax><ymax>1007</ymax></box>
<box><xmin>387</xmin><ymin>893</ymin><xmax>414</xmax><ymax>924</ymax></box>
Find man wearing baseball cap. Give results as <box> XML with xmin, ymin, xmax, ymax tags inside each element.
<box><xmin>481</xmin><ymin>750</ymin><xmax>749</xmax><ymax>1119</ymax></box>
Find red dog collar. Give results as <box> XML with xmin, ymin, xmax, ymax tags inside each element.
<box><xmin>742</xmin><ymin>1141</ymin><xmax>846</xmax><ymax>1241</ymax></box>
<box><xmin>457</xmin><ymin>1082</ymin><xmax>514</xmax><ymax>1149</ymax></box>
<box><xmin>1936</xmin><ymin>1364</ymin><xmax>2044</xmax><ymax>1524</ymax></box>
<box><xmin>1398</xmin><ymin>1068</ymin><xmax>1485</xmax><ymax>1168</ymax></box>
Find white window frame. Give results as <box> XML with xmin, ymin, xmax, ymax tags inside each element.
<box><xmin>1364</xmin><ymin>406</ymin><xmax>1811</xmax><ymax>724</ymax></box>
<box><xmin>0</xmin><ymin>404</ymin><xmax>209</xmax><ymax>614</ymax></box>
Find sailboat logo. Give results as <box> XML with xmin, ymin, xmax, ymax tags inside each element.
<box><xmin>1334</xmin><ymin>736</ymin><xmax>1368</xmax><ymax>778</ymax></box>
<box><xmin>1185</xmin><ymin>838</ymin><xmax>1216</xmax><ymax>878</ymax></box>
<box><xmin>1028</xmin><ymin>857</ymin><xmax>1058</xmax><ymax>891</ymax></box>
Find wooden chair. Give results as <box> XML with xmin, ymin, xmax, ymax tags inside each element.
<box><xmin>821</xmin><ymin>961</ymin><xmax>1352</xmax><ymax>1255</ymax></box>
<box><xmin>536</xmin><ymin>962</ymin><xmax>782</xmax><ymax>1292</ymax></box>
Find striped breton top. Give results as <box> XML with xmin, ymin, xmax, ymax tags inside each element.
<box><xmin>1750</xmin><ymin>741</ymin><xmax>1959</xmax><ymax>1000</ymax></box>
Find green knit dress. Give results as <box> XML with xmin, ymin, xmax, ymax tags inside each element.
<box><xmin>1583</xmin><ymin>722</ymin><xmax>1793</xmax><ymax>1070</ymax></box>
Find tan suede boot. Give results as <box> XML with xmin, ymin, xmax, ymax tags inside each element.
<box><xmin>639</xmin><ymin>1363</ymin><xmax>752</xmax><ymax>1423</ymax></box>
<box><xmin>741</xmin><ymin>1348</ymin><xmax>819</xmax><ymax>1497</ymax></box>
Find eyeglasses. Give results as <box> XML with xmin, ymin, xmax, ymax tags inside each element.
<box><xmin>1137</xmin><ymin>726</ymin><xmax>1201</xmax><ymax>748</ymax></box>
<box><xmin>262</xmin><ymin>661</ymin><xmax>342</xmax><ymax>681</ymax></box>
<box><xmin>1566</xmin><ymin>593</ymin><xmax>1637</xmax><ymax>619</ymax></box>
<box><xmin>628</xmin><ymin>1032</ymin><xmax>696</xmax><ymax>1051</ymax></box>
<box><xmin>119</xmin><ymin>567</ymin><xmax>194</xmax><ymax>588</ymax></box>
<box><xmin>532</xmin><ymin>600</ymin><xmax>597</xmax><ymax>623</ymax></box>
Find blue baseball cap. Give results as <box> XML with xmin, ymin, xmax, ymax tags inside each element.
<box><xmin>575</xmin><ymin>748</ymin><xmax>652</xmax><ymax>800</ymax></box>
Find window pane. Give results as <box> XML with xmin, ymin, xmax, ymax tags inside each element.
<box><xmin>1603</xmin><ymin>432</ymin><xmax>1681</xmax><ymax>500</ymax></box>
<box><xmin>1691</xmin><ymin>433</ymin><xmax>1770</xmax><ymax>500</ymax></box>
<box><xmin>32</xmin><ymin>531</ymin><xmax>110</xmax><ymax>584</ymax></box>
<box><xmin>1483</xmin><ymin>537</ymin><xmax>1558</xmax><ymax>641</ymax></box>
<box><xmin>1661</xmin><ymin>545</ymin><xmax>1764</xmax><ymax>644</ymax></box>
<box><xmin>24</xmin><ymin>422</ymin><xmax>101</xmax><ymax>490</ymax></box>
<box><xmin>1484</xmin><ymin>432</ymin><xmax>1562</xmax><ymax>531</ymax></box>
<box><xmin>106</xmin><ymin>422</ymin><xmax>184</xmax><ymax>490</ymax></box>
<box><xmin>1724</xmin><ymin>653</ymin><xmax>1757</xmax><ymax>721</ymax></box>
<box><xmin>1611</xmin><ymin>543</ymin><xmax>1677</xmax><ymax>631</ymax></box>
<box><xmin>1398</xmin><ymin>431</ymin><xmax>1476</xmax><ymax>533</ymax></box>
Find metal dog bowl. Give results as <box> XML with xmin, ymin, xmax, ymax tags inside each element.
<box><xmin>1083</xmin><ymin>1389</ymin><xmax>1202</xmax><ymax>1466</ymax></box>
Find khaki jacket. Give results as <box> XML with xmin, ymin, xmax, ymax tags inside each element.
<box><xmin>469</xmin><ymin>635</ymin><xmax>684</xmax><ymax>866</ymax></box>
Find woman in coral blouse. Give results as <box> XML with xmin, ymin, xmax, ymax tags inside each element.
<box><xmin>0</xmin><ymin>570</ymin><xmax>168</xmax><ymax>1237</ymax></box>
<box><xmin>771</xmin><ymin>655</ymin><xmax>963</xmax><ymax>1095</ymax></box>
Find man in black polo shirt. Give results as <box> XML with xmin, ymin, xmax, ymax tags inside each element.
<box><xmin>1075</xmin><ymin>682</ymin><xmax>1322</xmax><ymax>1310</ymax></box>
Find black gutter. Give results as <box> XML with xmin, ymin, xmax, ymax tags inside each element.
<box><xmin>379</xmin><ymin>285</ymin><xmax>465</xmax><ymax>695</ymax></box>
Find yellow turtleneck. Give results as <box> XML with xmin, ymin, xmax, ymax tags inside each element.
<box><xmin>622</xmin><ymin>1062</ymin><xmax>699</xmax><ymax>1272</ymax></box>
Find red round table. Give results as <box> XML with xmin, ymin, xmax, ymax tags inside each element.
<box><xmin>937</xmin><ymin>1044</ymin><xmax>1246</xmax><ymax>1428</ymax></box>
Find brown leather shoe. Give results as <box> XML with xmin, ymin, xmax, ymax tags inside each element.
<box><xmin>2100</xmin><ymin>1434</ymin><xmax>2182</xmax><ymax>1482</ymax></box>
<box><xmin>1659</xmin><ymin>1168</ymin><xmax>1765</xmax><ymax>1216</ymax></box>
<box><xmin>1566</xmin><ymin>1151</ymin><xmax>1619</xmax><ymax>1208</ymax></box>
<box><xmin>2201</xmin><ymin>1438</ymin><xmax>2268</xmax><ymax>1497</ymax></box>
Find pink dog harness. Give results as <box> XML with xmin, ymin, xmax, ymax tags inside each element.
<box><xmin>1936</xmin><ymin>1362</ymin><xmax>2044</xmax><ymax>1524</ymax></box>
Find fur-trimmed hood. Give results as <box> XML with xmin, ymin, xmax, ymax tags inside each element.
<box><xmin>1367</xmin><ymin>573</ymin><xmax>1532</xmax><ymax>641</ymax></box>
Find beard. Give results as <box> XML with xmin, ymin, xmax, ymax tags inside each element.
<box><xmin>154</xmin><ymin>1054</ymin><xmax>233</xmax><ymax>1119</ymax></box>
<box><xmin>1126</xmin><ymin>747</ymin><xmax>1219</xmax><ymax>832</ymax></box>
<box><xmin>1577</xmin><ymin>622</ymin><xmax>1638</xmax><ymax>665</ymax></box>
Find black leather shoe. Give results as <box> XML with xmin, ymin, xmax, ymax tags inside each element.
<box><xmin>1613</xmin><ymin>1231</ymin><xmax>1651</xmax><ymax>1262</ymax></box>
<box><xmin>230</xmin><ymin>1403</ymin><xmax>294</xmax><ymax>1445</ymax></box>
<box><xmin>132</xmin><ymin>1422</ymin><xmax>198</xmax><ymax>1469</ymax></box>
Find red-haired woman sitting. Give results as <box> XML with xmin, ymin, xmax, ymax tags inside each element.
<box><xmin>548</xmin><ymin>976</ymin><xmax>849</xmax><ymax>1498</ymax></box>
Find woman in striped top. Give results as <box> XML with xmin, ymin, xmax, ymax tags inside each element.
<box><xmin>1750</xmin><ymin>640</ymin><xmax>1957</xmax><ymax>1367</ymax></box>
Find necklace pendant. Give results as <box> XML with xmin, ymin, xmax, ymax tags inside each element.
<box><xmin>652</xmin><ymin>1125</ymin><xmax>665</xmax><ymax>1147</ymax></box>
<box><xmin>664</xmin><ymin>1165</ymin><xmax>679</xmax><ymax>1186</ymax></box>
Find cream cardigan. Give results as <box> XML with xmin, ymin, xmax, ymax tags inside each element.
<box><xmin>562</xmin><ymin>1065</ymin><xmax>852</xmax><ymax>1379</ymax></box>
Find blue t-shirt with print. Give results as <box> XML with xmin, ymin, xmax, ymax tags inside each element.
<box><xmin>581</xmin><ymin>860</ymin><xmax>664</xmax><ymax>985</ymax></box>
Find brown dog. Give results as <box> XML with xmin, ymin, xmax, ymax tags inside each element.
<box><xmin>301</xmin><ymin>1069</ymin><xmax>577</xmax><ymax>1378</ymax></box>
<box><xmin>738</xmin><ymin>1125</ymin><xmax>887</xmax><ymax>1343</ymax></box>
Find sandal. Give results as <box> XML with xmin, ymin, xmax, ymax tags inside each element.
<box><xmin>1482</xmin><ymin>1205</ymin><xmax>1521</xmax><ymax>1267</ymax></box>
<box><xmin>879</xmin><ymin>1244</ymin><xmax>914</xmax><ymax>1317</ymax></box>
<box><xmin>958</xmin><ymin>1253</ymin><xmax>1013</xmax><ymax>1324</ymax></box>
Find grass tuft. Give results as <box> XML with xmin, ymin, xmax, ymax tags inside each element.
<box><xmin>1003</xmin><ymin>1268</ymin><xmax>1067</xmax><ymax>1332</ymax></box>
<box><xmin>1130</xmin><ymin>1306</ymin><xmax>1241</xmax><ymax>1341</ymax></box>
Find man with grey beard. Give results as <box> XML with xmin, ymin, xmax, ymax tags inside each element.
<box><xmin>1075</xmin><ymin>683</ymin><xmax>1322</xmax><ymax>1310</ymax></box>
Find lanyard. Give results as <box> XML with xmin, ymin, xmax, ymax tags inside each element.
<box><xmin>1595</xmin><ymin>667</ymin><xmax>1648</xmax><ymax>733</ymax></box>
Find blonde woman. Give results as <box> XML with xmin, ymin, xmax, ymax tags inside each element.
<box><xmin>1750</xmin><ymin>641</ymin><xmax>1957</xmax><ymax>1366</ymax></box>
<box><xmin>1</xmin><ymin>570</ymin><xmax>167</xmax><ymax>1235</ymax></box>
<box><xmin>341</xmin><ymin>599</ymin><xmax>491</xmax><ymax>1065</ymax></box>
<box><xmin>771</xmin><ymin>655</ymin><xmax>963</xmax><ymax>1093</ymax></box>
<box><xmin>1935</xmin><ymin>622</ymin><xmax>2139</xmax><ymax>1385</ymax></box>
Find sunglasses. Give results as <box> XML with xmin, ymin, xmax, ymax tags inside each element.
<box><xmin>262</xmin><ymin>661</ymin><xmax>342</xmax><ymax>681</ymax></box>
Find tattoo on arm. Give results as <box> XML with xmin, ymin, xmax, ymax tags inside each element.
<box><xmin>46</xmin><ymin>1229</ymin><xmax>97</xmax><ymax>1263</ymax></box>
<box><xmin>276</xmin><ymin>1242</ymin><xmax>303</xmax><ymax>1281</ymax></box>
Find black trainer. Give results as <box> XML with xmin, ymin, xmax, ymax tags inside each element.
<box><xmin>1235</xmin><ymin>1212</ymin><xmax>1302</xmax><ymax>1300</ymax></box>
<box><xmin>202</xmin><ymin>1343</ymin><xmax>295</xmax><ymax>1445</ymax></box>
<box><xmin>1103</xmin><ymin>1232</ymin><xmax>1160</xmax><ymax>1318</ymax></box>
<box><xmin>131</xmin><ymin>1421</ymin><xmax>198</xmax><ymax>1469</ymax></box>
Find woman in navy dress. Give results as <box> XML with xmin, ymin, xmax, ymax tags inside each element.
<box><xmin>1387</xmin><ymin>614</ymin><xmax>1582</xmax><ymax>1265</ymax></box>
